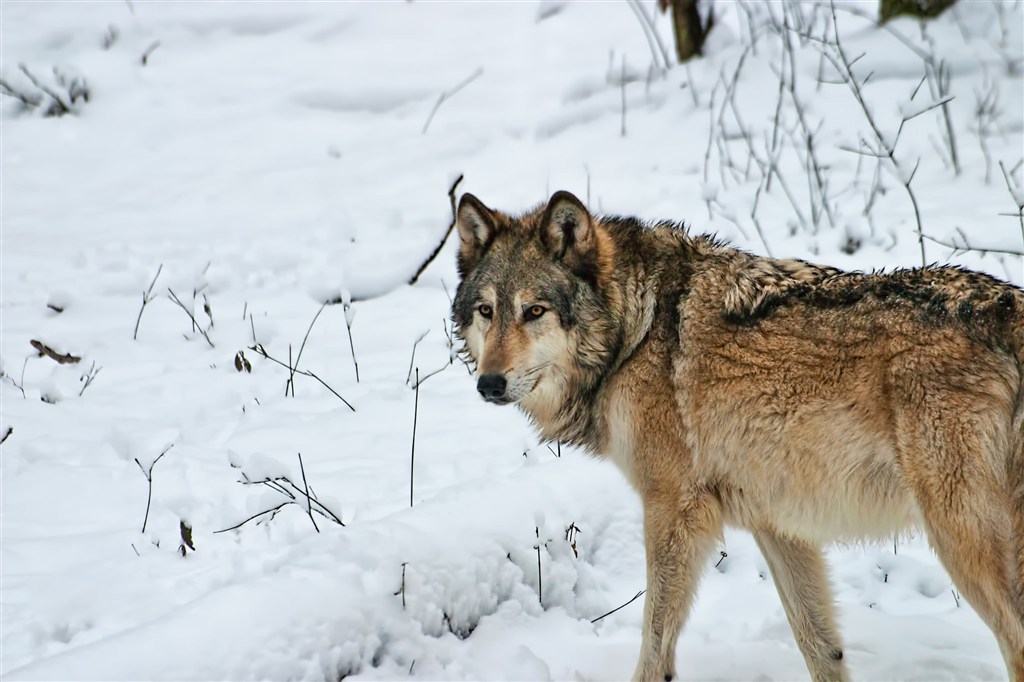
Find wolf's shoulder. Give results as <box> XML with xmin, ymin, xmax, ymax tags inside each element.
<box><xmin>705</xmin><ymin>250</ymin><xmax>843</xmax><ymax>323</ymax></box>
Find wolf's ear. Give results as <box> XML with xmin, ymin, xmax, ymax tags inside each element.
<box><xmin>456</xmin><ymin>193</ymin><xmax>498</xmax><ymax>277</ymax></box>
<box><xmin>541</xmin><ymin>191</ymin><xmax>598</xmax><ymax>279</ymax></box>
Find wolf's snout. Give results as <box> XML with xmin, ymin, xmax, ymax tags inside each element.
<box><xmin>477</xmin><ymin>374</ymin><xmax>507</xmax><ymax>402</ymax></box>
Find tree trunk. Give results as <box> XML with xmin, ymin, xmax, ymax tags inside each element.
<box><xmin>879</xmin><ymin>0</ymin><xmax>957</xmax><ymax>23</ymax></box>
<box><xmin>662</xmin><ymin>0</ymin><xmax>710</xmax><ymax>63</ymax></box>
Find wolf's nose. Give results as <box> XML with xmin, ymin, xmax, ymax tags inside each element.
<box><xmin>477</xmin><ymin>374</ymin><xmax>507</xmax><ymax>401</ymax></box>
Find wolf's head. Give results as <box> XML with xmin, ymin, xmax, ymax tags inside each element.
<box><xmin>452</xmin><ymin>191</ymin><xmax>622</xmax><ymax>428</ymax></box>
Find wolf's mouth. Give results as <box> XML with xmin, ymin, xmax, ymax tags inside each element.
<box><xmin>478</xmin><ymin>366</ymin><xmax>546</xmax><ymax>406</ymax></box>
<box><xmin>501</xmin><ymin>374</ymin><xmax>543</xmax><ymax>405</ymax></box>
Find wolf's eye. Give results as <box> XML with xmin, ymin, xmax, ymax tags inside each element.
<box><xmin>524</xmin><ymin>305</ymin><xmax>546</xmax><ymax>322</ymax></box>
<box><xmin>477</xmin><ymin>304</ymin><xmax>493</xmax><ymax>319</ymax></box>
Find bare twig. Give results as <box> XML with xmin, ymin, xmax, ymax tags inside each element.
<box><xmin>249</xmin><ymin>344</ymin><xmax>355</xmax><ymax>411</ymax></box>
<box><xmin>0</xmin><ymin>427</ymin><xmax>12</xmax><ymax>445</ymax></box>
<box><xmin>683</xmin><ymin>61</ymin><xmax>699</xmax><ymax>107</ymax></box>
<box><xmin>1</xmin><ymin>358</ymin><xmax>29</xmax><ymax>399</ymax></box>
<box><xmin>702</xmin><ymin>84</ymin><xmax>720</xmax><ymax>220</ymax></box>
<box><xmin>220</xmin><ymin>462</ymin><xmax>345</xmax><ymax>533</ymax></box>
<box><xmin>822</xmin><ymin>1</ymin><xmax>927</xmax><ymax>266</ymax></box>
<box><xmin>625</xmin><ymin>0</ymin><xmax>670</xmax><ymax>72</ymax></box>
<box><xmin>343</xmin><ymin>298</ymin><xmax>360</xmax><ymax>383</ymax></box>
<box><xmin>422</xmin><ymin>68</ymin><xmax>483</xmax><ymax>134</ymax></box>
<box><xmin>928</xmin><ymin>59</ymin><xmax>960</xmax><ymax>176</ymax></box>
<box><xmin>998</xmin><ymin>160</ymin><xmax>1024</xmax><ymax>247</ymax></box>
<box><xmin>141</xmin><ymin>40</ymin><xmax>161</xmax><ymax>66</ymax></box>
<box><xmin>408</xmin><ymin>174</ymin><xmax>464</xmax><ymax>285</ymax></box>
<box><xmin>410</xmin><ymin>368</ymin><xmax>420</xmax><ymax>507</ymax></box>
<box><xmin>287</xmin><ymin>302</ymin><xmax>328</xmax><ymax>396</ymax></box>
<box><xmin>133</xmin><ymin>263</ymin><xmax>163</xmax><ymax>340</ymax></box>
<box><xmin>135</xmin><ymin>444</ymin><xmax>173</xmax><ymax>534</ymax></box>
<box><xmin>167</xmin><ymin>288</ymin><xmax>214</xmax><ymax>348</ymax></box>
<box><xmin>591</xmin><ymin>589</ymin><xmax>646</xmax><ymax>624</ymax></box>
<box><xmin>102</xmin><ymin>25</ymin><xmax>119</xmax><ymax>50</ymax></box>
<box><xmin>0</xmin><ymin>79</ymin><xmax>42</xmax><ymax>107</ymax></box>
<box><xmin>78</xmin><ymin>361</ymin><xmax>102</xmax><ymax>396</ymax></box>
<box><xmin>394</xmin><ymin>562</ymin><xmax>408</xmax><ymax>609</ymax></box>
<box><xmin>411</xmin><ymin>363</ymin><xmax>448</xmax><ymax>389</ymax></box>
<box><xmin>285</xmin><ymin>344</ymin><xmax>296</xmax><ymax>398</ymax></box>
<box><xmin>620</xmin><ymin>55</ymin><xmax>627</xmax><ymax>138</ymax></box>
<box><xmin>974</xmin><ymin>79</ymin><xmax>1000</xmax><ymax>184</ymax></box>
<box><xmin>922</xmin><ymin>232</ymin><xmax>1024</xmax><ymax>257</ymax></box>
<box><xmin>18</xmin><ymin>64</ymin><xmax>70</xmax><ymax>114</ymax></box>
<box><xmin>214</xmin><ymin>501</ymin><xmax>290</xmax><ymax>534</ymax></box>
<box><xmin>297</xmin><ymin>453</ymin><xmax>320</xmax><ymax>533</ymax></box>
<box><xmin>535</xmin><ymin>526</ymin><xmax>544</xmax><ymax>606</ymax></box>
<box><xmin>773</xmin><ymin>6</ymin><xmax>836</xmax><ymax>230</ymax></box>
<box><xmin>406</xmin><ymin>331</ymin><xmax>430</xmax><ymax>385</ymax></box>
<box><xmin>30</xmin><ymin>339</ymin><xmax>81</xmax><ymax>365</ymax></box>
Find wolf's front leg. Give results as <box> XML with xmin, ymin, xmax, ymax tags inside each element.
<box><xmin>632</xmin><ymin>488</ymin><xmax>722</xmax><ymax>682</ymax></box>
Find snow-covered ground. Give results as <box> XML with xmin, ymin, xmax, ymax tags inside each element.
<box><xmin>2</xmin><ymin>1</ymin><xmax>1022</xmax><ymax>680</ymax></box>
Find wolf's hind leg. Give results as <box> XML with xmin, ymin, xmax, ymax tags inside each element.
<box><xmin>632</xmin><ymin>489</ymin><xmax>721</xmax><ymax>682</ymax></box>
<box><xmin>911</xmin><ymin>458</ymin><xmax>1024</xmax><ymax>680</ymax></box>
<box><xmin>1011</xmin><ymin>485</ymin><xmax>1024</xmax><ymax>682</ymax></box>
<box><xmin>754</xmin><ymin>530</ymin><xmax>850</xmax><ymax>682</ymax></box>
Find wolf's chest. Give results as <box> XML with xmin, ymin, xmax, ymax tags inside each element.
<box><xmin>602</xmin><ymin>391</ymin><xmax>636</xmax><ymax>482</ymax></box>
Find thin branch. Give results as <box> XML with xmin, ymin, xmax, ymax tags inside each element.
<box><xmin>343</xmin><ymin>300</ymin><xmax>360</xmax><ymax>383</ymax></box>
<box><xmin>133</xmin><ymin>263</ymin><xmax>163</xmax><ymax>340</ymax></box>
<box><xmin>422</xmin><ymin>68</ymin><xmax>483</xmax><ymax>134</ymax></box>
<box><xmin>0</xmin><ymin>79</ymin><xmax>42</xmax><ymax>107</ymax></box>
<box><xmin>228</xmin><ymin>468</ymin><xmax>344</xmax><ymax>531</ymax></box>
<box><xmin>297</xmin><ymin>453</ymin><xmax>319</xmax><ymax>533</ymax></box>
<box><xmin>998</xmin><ymin>160</ymin><xmax>1024</xmax><ymax>248</ymax></box>
<box><xmin>406</xmin><ymin>331</ymin><xmax>430</xmax><ymax>385</ymax></box>
<box><xmin>0</xmin><ymin>427</ymin><xmax>12</xmax><ymax>445</ymax></box>
<box><xmin>535</xmin><ymin>526</ymin><xmax>544</xmax><ymax>607</ymax></box>
<box><xmin>167</xmin><ymin>288</ymin><xmax>214</xmax><ymax>348</ymax></box>
<box><xmin>930</xmin><ymin>60</ymin><xmax>960</xmax><ymax>176</ymax></box>
<box><xmin>410</xmin><ymin>368</ymin><xmax>419</xmax><ymax>508</ymax></box>
<box><xmin>213</xmin><ymin>501</ymin><xmax>291</xmax><ymax>534</ymax></box>
<box><xmin>141</xmin><ymin>40</ymin><xmax>161</xmax><ymax>66</ymax></box>
<box><xmin>249</xmin><ymin>344</ymin><xmax>355</xmax><ymax>411</ymax></box>
<box><xmin>620</xmin><ymin>55</ymin><xmax>627</xmax><ymax>138</ymax></box>
<box><xmin>18</xmin><ymin>64</ymin><xmax>70</xmax><ymax>114</ymax></box>
<box><xmin>135</xmin><ymin>444</ymin><xmax>173</xmax><ymax>534</ymax></box>
<box><xmin>286</xmin><ymin>343</ymin><xmax>295</xmax><ymax>397</ymax></box>
<box><xmin>394</xmin><ymin>562</ymin><xmax>408</xmax><ymax>609</ymax></box>
<box><xmin>894</xmin><ymin>94</ymin><xmax>955</xmax><ymax>145</ymax></box>
<box><xmin>2</xmin><ymin>357</ymin><xmax>29</xmax><ymax>399</ymax></box>
<box><xmin>625</xmin><ymin>0</ymin><xmax>670</xmax><ymax>72</ymax></box>
<box><xmin>824</xmin><ymin>1</ymin><xmax>926</xmax><ymax>266</ymax></box>
<box><xmin>78</xmin><ymin>361</ymin><xmax>102</xmax><ymax>397</ymax></box>
<box><xmin>409</xmin><ymin>174</ymin><xmax>464</xmax><ymax>285</ymax></box>
<box><xmin>410</xmin><ymin>363</ymin><xmax>448</xmax><ymax>389</ymax></box>
<box><xmin>591</xmin><ymin>589</ymin><xmax>646</xmax><ymax>624</ymax></box>
<box><xmin>922</xmin><ymin>233</ymin><xmax>1024</xmax><ymax>257</ymax></box>
<box><xmin>287</xmin><ymin>302</ymin><xmax>328</xmax><ymax>395</ymax></box>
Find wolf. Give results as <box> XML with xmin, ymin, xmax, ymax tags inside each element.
<box><xmin>451</xmin><ymin>190</ymin><xmax>1024</xmax><ymax>681</ymax></box>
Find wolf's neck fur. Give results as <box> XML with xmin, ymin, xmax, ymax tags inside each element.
<box><xmin>522</xmin><ymin>225</ymin><xmax>675</xmax><ymax>452</ymax></box>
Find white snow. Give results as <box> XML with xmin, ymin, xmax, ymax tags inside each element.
<box><xmin>2</xmin><ymin>1</ymin><xmax>1021</xmax><ymax>680</ymax></box>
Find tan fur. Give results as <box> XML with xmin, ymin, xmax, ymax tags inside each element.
<box><xmin>452</xmin><ymin>191</ymin><xmax>1024</xmax><ymax>681</ymax></box>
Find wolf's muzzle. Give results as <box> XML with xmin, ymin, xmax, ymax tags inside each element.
<box><xmin>477</xmin><ymin>374</ymin><xmax>508</xmax><ymax>403</ymax></box>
